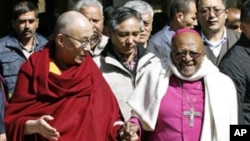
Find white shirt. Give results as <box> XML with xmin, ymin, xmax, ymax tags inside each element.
<box><xmin>201</xmin><ymin>27</ymin><xmax>227</xmax><ymax>57</ymax></box>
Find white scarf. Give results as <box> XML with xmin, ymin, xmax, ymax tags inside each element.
<box><xmin>168</xmin><ymin>56</ymin><xmax>219</xmax><ymax>81</ymax></box>
<box><xmin>128</xmin><ymin>56</ymin><xmax>219</xmax><ymax>130</ymax></box>
<box><xmin>128</xmin><ymin>54</ymin><xmax>237</xmax><ymax>141</ymax></box>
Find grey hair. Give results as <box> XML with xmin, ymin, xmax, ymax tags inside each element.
<box><xmin>12</xmin><ymin>1</ymin><xmax>38</xmax><ymax>19</ymax></box>
<box><xmin>73</xmin><ymin>0</ymin><xmax>103</xmax><ymax>15</ymax></box>
<box><xmin>123</xmin><ymin>0</ymin><xmax>154</xmax><ymax>18</ymax></box>
<box><xmin>108</xmin><ymin>7</ymin><xmax>144</xmax><ymax>32</ymax></box>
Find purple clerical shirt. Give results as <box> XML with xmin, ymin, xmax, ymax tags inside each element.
<box><xmin>131</xmin><ymin>75</ymin><xmax>205</xmax><ymax>141</ymax></box>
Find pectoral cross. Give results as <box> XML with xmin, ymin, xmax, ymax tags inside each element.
<box><xmin>183</xmin><ymin>107</ymin><xmax>201</xmax><ymax>127</ymax></box>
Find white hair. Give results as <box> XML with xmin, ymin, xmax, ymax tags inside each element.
<box><xmin>123</xmin><ymin>0</ymin><xmax>154</xmax><ymax>18</ymax></box>
<box><xmin>73</xmin><ymin>0</ymin><xmax>103</xmax><ymax>15</ymax></box>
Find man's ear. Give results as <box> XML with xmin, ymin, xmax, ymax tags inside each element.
<box><xmin>240</xmin><ymin>23</ymin><xmax>245</xmax><ymax>33</ymax></box>
<box><xmin>176</xmin><ymin>12</ymin><xmax>184</xmax><ymax>23</ymax></box>
<box><xmin>224</xmin><ymin>9</ymin><xmax>228</xmax><ymax>19</ymax></box>
<box><xmin>56</xmin><ymin>34</ymin><xmax>64</xmax><ymax>48</ymax></box>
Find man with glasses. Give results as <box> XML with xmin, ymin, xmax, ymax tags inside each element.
<box><xmin>119</xmin><ymin>28</ymin><xmax>238</xmax><ymax>141</ymax></box>
<box><xmin>61</xmin><ymin>33</ymin><xmax>100</xmax><ymax>50</ymax></box>
<box><xmin>0</xmin><ymin>1</ymin><xmax>48</xmax><ymax>98</ymax></box>
<box><xmin>4</xmin><ymin>11</ymin><xmax>123</xmax><ymax>141</ymax></box>
<box><xmin>196</xmin><ymin>0</ymin><xmax>240</xmax><ymax>65</ymax></box>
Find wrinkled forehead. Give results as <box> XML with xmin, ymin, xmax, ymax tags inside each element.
<box><xmin>15</xmin><ymin>11</ymin><xmax>37</xmax><ymax>20</ymax></box>
<box><xmin>172</xmin><ymin>31</ymin><xmax>203</xmax><ymax>52</ymax></box>
<box><xmin>80</xmin><ymin>5</ymin><xmax>103</xmax><ymax>16</ymax></box>
<box><xmin>174</xmin><ymin>37</ymin><xmax>201</xmax><ymax>47</ymax></box>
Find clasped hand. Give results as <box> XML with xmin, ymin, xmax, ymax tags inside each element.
<box><xmin>119</xmin><ymin>122</ymin><xmax>139</xmax><ymax>141</ymax></box>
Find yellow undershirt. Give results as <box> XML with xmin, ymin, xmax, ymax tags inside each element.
<box><xmin>49</xmin><ymin>60</ymin><xmax>61</xmax><ymax>75</ymax></box>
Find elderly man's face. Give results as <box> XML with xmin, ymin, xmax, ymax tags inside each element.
<box><xmin>197</xmin><ymin>0</ymin><xmax>227</xmax><ymax>33</ymax></box>
<box><xmin>59</xmin><ymin>23</ymin><xmax>94</xmax><ymax>65</ymax></box>
<box><xmin>139</xmin><ymin>12</ymin><xmax>153</xmax><ymax>44</ymax></box>
<box><xmin>79</xmin><ymin>5</ymin><xmax>104</xmax><ymax>36</ymax></box>
<box><xmin>110</xmin><ymin>17</ymin><xmax>141</xmax><ymax>57</ymax></box>
<box><xmin>171</xmin><ymin>32</ymin><xmax>205</xmax><ymax>77</ymax></box>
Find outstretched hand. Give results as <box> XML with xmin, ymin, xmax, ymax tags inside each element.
<box><xmin>25</xmin><ymin>115</ymin><xmax>60</xmax><ymax>141</ymax></box>
<box><xmin>119</xmin><ymin>122</ymin><xmax>139</xmax><ymax>141</ymax></box>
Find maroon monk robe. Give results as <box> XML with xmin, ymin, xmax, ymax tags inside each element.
<box><xmin>5</xmin><ymin>42</ymin><xmax>123</xmax><ymax>141</ymax></box>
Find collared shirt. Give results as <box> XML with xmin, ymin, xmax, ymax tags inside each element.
<box><xmin>148</xmin><ymin>75</ymin><xmax>205</xmax><ymax>141</ymax></box>
<box><xmin>129</xmin><ymin>75</ymin><xmax>205</xmax><ymax>141</ymax></box>
<box><xmin>201</xmin><ymin>27</ymin><xmax>227</xmax><ymax>57</ymax></box>
<box><xmin>0</xmin><ymin>32</ymin><xmax>48</xmax><ymax>98</ymax></box>
<box><xmin>19</xmin><ymin>35</ymin><xmax>38</xmax><ymax>58</ymax></box>
<box><xmin>165</xmin><ymin>26</ymin><xmax>175</xmax><ymax>48</ymax></box>
<box><xmin>150</xmin><ymin>25</ymin><xmax>175</xmax><ymax>54</ymax></box>
<box><xmin>114</xmin><ymin>49</ymin><xmax>138</xmax><ymax>71</ymax></box>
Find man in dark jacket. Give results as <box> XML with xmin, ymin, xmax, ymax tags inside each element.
<box><xmin>0</xmin><ymin>1</ymin><xmax>48</xmax><ymax>98</ymax></box>
<box><xmin>219</xmin><ymin>0</ymin><xmax>250</xmax><ymax>124</ymax></box>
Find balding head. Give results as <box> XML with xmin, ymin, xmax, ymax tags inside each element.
<box><xmin>171</xmin><ymin>28</ymin><xmax>204</xmax><ymax>52</ymax></box>
<box><xmin>54</xmin><ymin>11</ymin><xmax>94</xmax><ymax>67</ymax></box>
<box><xmin>54</xmin><ymin>11</ymin><xmax>92</xmax><ymax>36</ymax></box>
<box><xmin>171</xmin><ymin>28</ymin><xmax>205</xmax><ymax>77</ymax></box>
<box><xmin>226</xmin><ymin>7</ymin><xmax>241</xmax><ymax>32</ymax></box>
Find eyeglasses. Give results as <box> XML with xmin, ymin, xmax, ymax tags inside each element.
<box><xmin>173</xmin><ymin>51</ymin><xmax>203</xmax><ymax>59</ymax></box>
<box><xmin>62</xmin><ymin>34</ymin><xmax>100</xmax><ymax>49</ymax></box>
<box><xmin>198</xmin><ymin>7</ymin><xmax>225</xmax><ymax>17</ymax></box>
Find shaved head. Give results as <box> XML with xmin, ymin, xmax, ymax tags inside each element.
<box><xmin>54</xmin><ymin>11</ymin><xmax>94</xmax><ymax>67</ymax></box>
<box><xmin>226</xmin><ymin>7</ymin><xmax>241</xmax><ymax>32</ymax></box>
<box><xmin>54</xmin><ymin>11</ymin><xmax>92</xmax><ymax>35</ymax></box>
